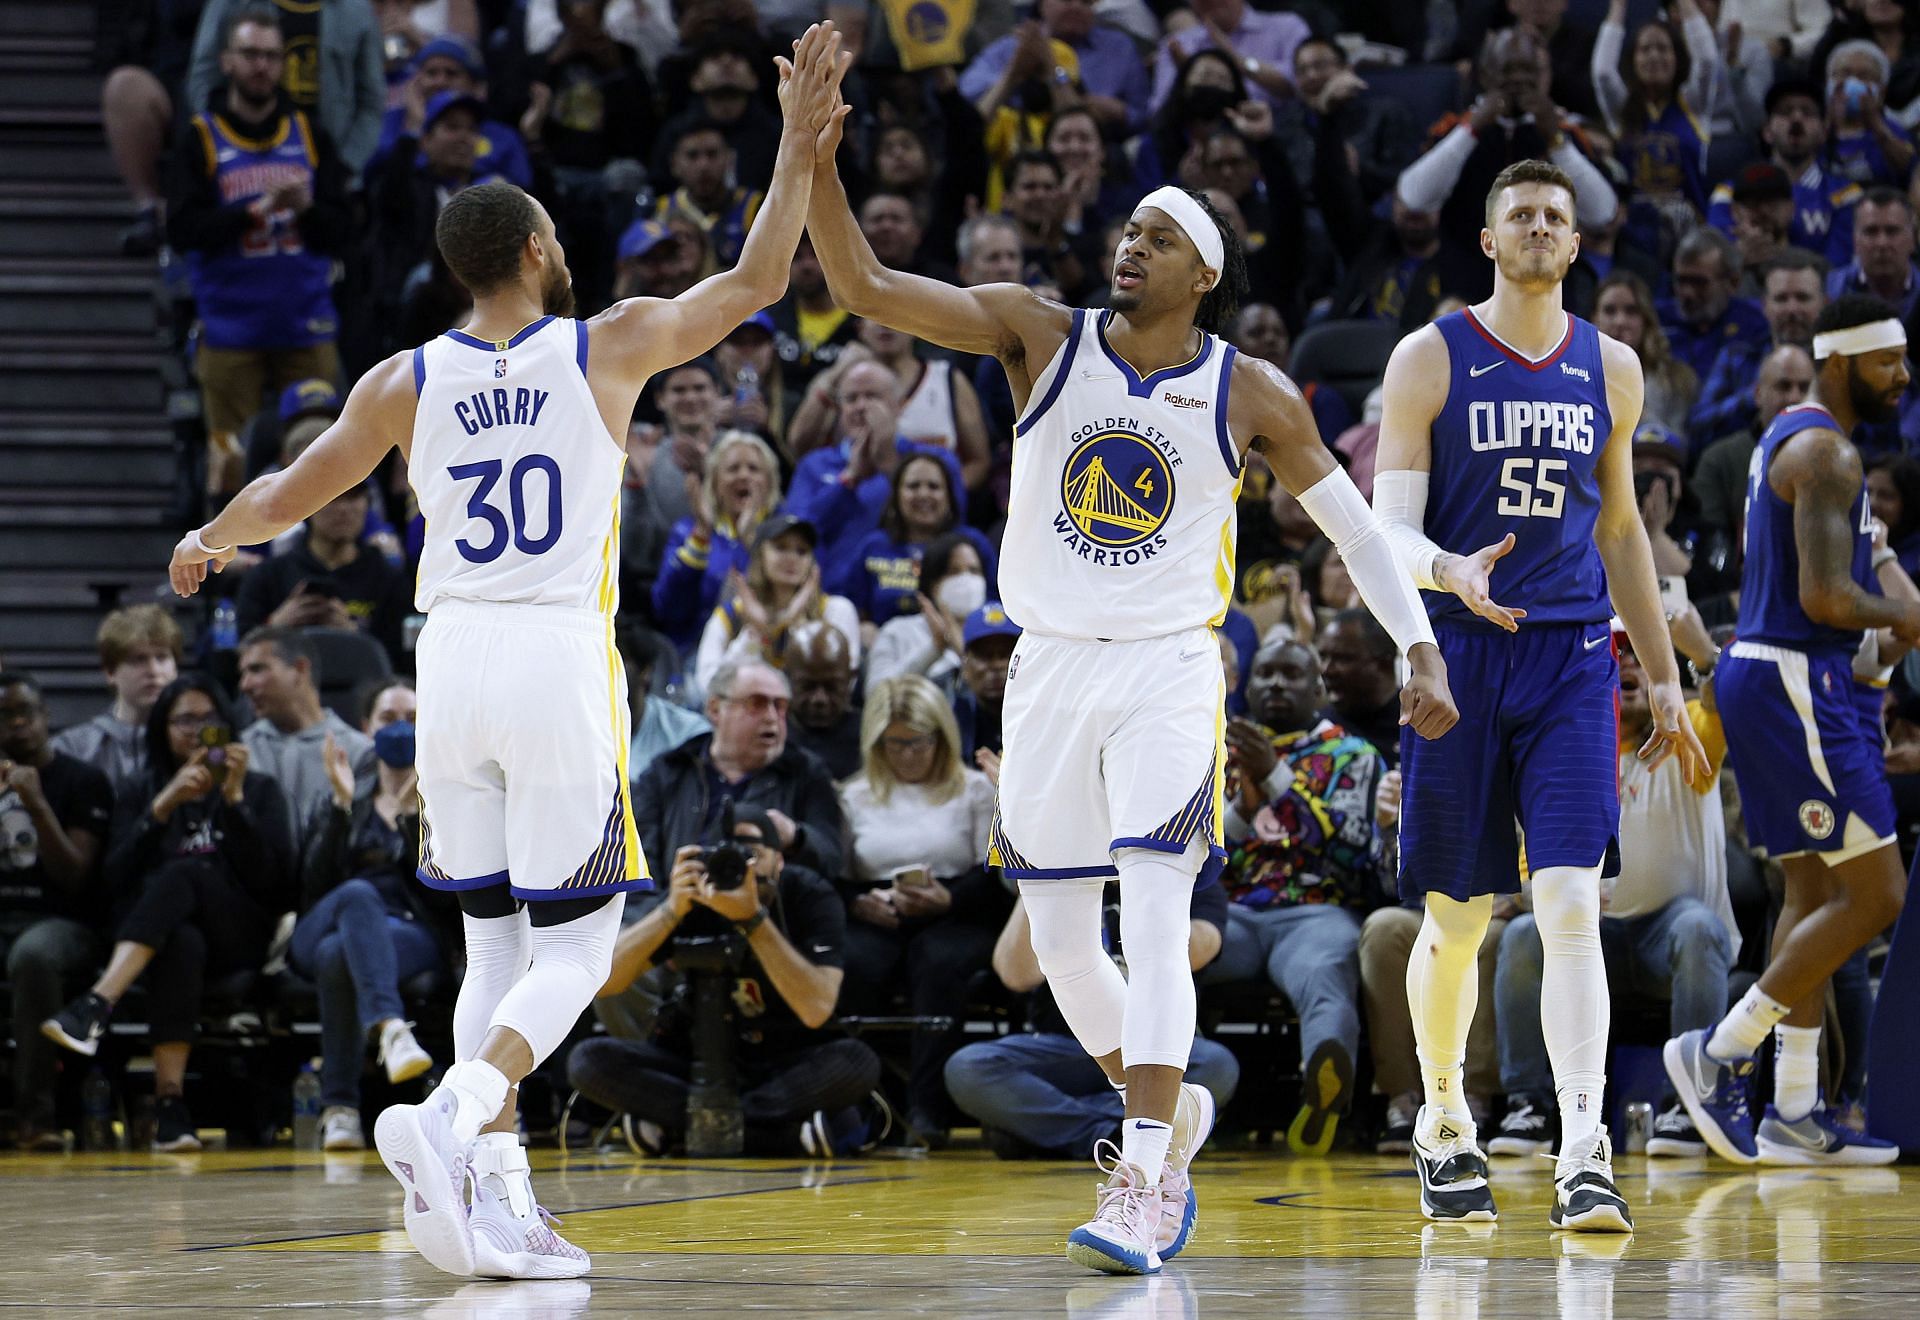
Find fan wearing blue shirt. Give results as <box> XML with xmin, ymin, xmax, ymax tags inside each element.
<box><xmin>1658</xmin><ymin>226</ymin><xmax>1772</xmax><ymax>384</ymax></box>
<box><xmin>364</xmin><ymin>35</ymin><xmax>531</xmax><ymax>190</ymax></box>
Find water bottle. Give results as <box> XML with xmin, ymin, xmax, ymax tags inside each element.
<box><xmin>82</xmin><ymin>1068</ymin><xmax>116</xmax><ymax>1152</ymax></box>
<box><xmin>211</xmin><ymin>598</ymin><xmax>239</xmax><ymax>653</ymax></box>
<box><xmin>292</xmin><ymin>1060</ymin><xmax>323</xmax><ymax>1149</ymax></box>
<box><xmin>733</xmin><ymin>363</ymin><xmax>761</xmax><ymax>408</ymax></box>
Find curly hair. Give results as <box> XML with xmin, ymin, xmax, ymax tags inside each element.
<box><xmin>1187</xmin><ymin>188</ymin><xmax>1248</xmax><ymax>336</ymax></box>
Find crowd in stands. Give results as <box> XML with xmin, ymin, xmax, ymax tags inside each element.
<box><xmin>7</xmin><ymin>0</ymin><xmax>1919</xmax><ymax>1157</ymax></box>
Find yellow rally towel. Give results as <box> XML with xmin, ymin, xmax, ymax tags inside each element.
<box><xmin>876</xmin><ymin>0</ymin><xmax>975</xmax><ymax>71</ymax></box>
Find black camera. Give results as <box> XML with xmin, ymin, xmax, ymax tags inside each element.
<box><xmin>698</xmin><ymin>797</ymin><xmax>755</xmax><ymax>892</ymax></box>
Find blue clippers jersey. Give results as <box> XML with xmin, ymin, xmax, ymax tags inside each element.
<box><xmin>186</xmin><ymin>110</ymin><xmax>336</xmax><ymax>350</ymax></box>
<box><xmin>1423</xmin><ymin>309</ymin><xmax>1612</xmax><ymax>628</ymax></box>
<box><xmin>1737</xmin><ymin>403</ymin><xmax>1875</xmax><ymax>654</ymax></box>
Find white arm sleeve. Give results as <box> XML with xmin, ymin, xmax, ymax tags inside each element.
<box><xmin>1551</xmin><ymin>138</ymin><xmax>1620</xmax><ymax>227</ymax></box>
<box><xmin>1295</xmin><ymin>467</ymin><xmax>1437</xmax><ymax>655</ymax></box>
<box><xmin>1371</xmin><ymin>468</ymin><xmax>1449</xmax><ymax>592</ymax></box>
<box><xmin>1396</xmin><ymin>125</ymin><xmax>1477</xmax><ymax>213</ymax></box>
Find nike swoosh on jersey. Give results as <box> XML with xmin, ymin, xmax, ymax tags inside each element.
<box><xmin>1584</xmin><ymin>634</ymin><xmax>1608</xmax><ymax>650</ymax></box>
<box><xmin>1469</xmin><ymin>362</ymin><xmax>1502</xmax><ymax>378</ymax></box>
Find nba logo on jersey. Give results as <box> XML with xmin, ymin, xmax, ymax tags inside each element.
<box><xmin>494</xmin><ymin>357</ymin><xmax>508</xmax><ymax>379</ymax></box>
<box><xmin>1054</xmin><ymin>421</ymin><xmax>1179</xmax><ymax>564</ymax></box>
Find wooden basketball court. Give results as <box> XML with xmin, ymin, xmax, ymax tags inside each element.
<box><xmin>7</xmin><ymin>1146</ymin><xmax>1916</xmax><ymax>1315</ymax></box>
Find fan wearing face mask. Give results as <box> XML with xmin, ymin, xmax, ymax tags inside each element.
<box><xmin>832</xmin><ymin>452</ymin><xmax>999</xmax><ymax>625</ymax></box>
<box><xmin>865</xmin><ymin>533</ymin><xmax>996</xmax><ymax>688</ymax></box>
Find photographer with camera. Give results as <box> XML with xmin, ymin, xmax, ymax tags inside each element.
<box><xmin>566</xmin><ymin>805</ymin><xmax>880</xmax><ymax>1154</ymax></box>
<box><xmin>42</xmin><ymin>675</ymin><xmax>296</xmax><ymax>1152</ymax></box>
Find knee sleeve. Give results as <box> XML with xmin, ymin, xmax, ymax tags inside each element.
<box><xmin>490</xmin><ymin>895</ymin><xmax>626</xmax><ymax>1067</ymax></box>
<box><xmin>1117</xmin><ymin>848</ymin><xmax>1198</xmax><ymax>1072</ymax></box>
<box><xmin>1406</xmin><ymin>892</ymin><xmax>1493</xmax><ymax>1073</ymax></box>
<box><xmin>1530</xmin><ymin>865</ymin><xmax>1608</xmax><ymax>1093</ymax></box>
<box><xmin>1019</xmin><ymin>878</ymin><xmax>1127</xmax><ymax>1059</ymax></box>
<box><xmin>455</xmin><ymin>909</ymin><xmax>531</xmax><ymax>1061</ymax></box>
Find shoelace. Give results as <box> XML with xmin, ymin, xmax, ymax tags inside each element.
<box><xmin>1545</xmin><ymin>1133</ymin><xmax>1616</xmax><ymax>1185</ymax></box>
<box><xmin>1712</xmin><ymin>1057</ymin><xmax>1756</xmax><ymax>1126</ymax></box>
<box><xmin>1089</xmin><ymin>1140</ymin><xmax>1158</xmax><ymax>1236</ymax></box>
<box><xmin>528</xmin><ymin>1204</ymin><xmax>587</xmax><ymax>1259</ymax></box>
<box><xmin>1423</xmin><ymin>1121</ymin><xmax>1487</xmax><ymax>1177</ymax></box>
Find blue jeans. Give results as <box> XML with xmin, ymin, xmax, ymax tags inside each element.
<box><xmin>1496</xmin><ymin>894</ymin><xmax>1732</xmax><ymax>1095</ymax></box>
<box><xmin>944</xmin><ymin>1032</ymin><xmax>1241</xmax><ymax>1157</ymax></box>
<box><xmin>289</xmin><ymin>879</ymin><xmax>443</xmax><ymax>1108</ymax></box>
<box><xmin>1201</xmin><ymin>903</ymin><xmax>1363</xmax><ymax>1066</ymax></box>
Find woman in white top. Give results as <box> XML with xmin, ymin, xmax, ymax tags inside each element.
<box><xmin>865</xmin><ymin>532</ymin><xmax>989</xmax><ymax>687</ymax></box>
<box><xmin>836</xmin><ymin>675</ymin><xmax>1005</xmax><ymax>1140</ymax></box>
<box><xmin>692</xmin><ymin>514</ymin><xmax>862</xmax><ymax>698</ymax></box>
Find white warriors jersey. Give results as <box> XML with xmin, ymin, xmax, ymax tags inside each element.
<box><xmin>998</xmin><ymin>308</ymin><xmax>1243</xmax><ymax>640</ymax></box>
<box><xmin>408</xmin><ymin>315</ymin><xmax>624</xmax><ymax>614</ymax></box>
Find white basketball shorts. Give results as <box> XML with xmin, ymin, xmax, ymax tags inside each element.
<box><xmin>989</xmin><ymin>625</ymin><xmax>1226</xmax><ymax>882</ymax></box>
<box><xmin>414</xmin><ymin>600</ymin><xmax>649</xmax><ymax>900</ymax></box>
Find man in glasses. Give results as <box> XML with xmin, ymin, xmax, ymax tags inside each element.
<box><xmin>633</xmin><ymin>659</ymin><xmax>849</xmax><ymax>888</ymax></box>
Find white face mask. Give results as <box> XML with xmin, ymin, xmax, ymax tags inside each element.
<box><xmin>935</xmin><ymin>572</ymin><xmax>987</xmax><ymax>619</ymax></box>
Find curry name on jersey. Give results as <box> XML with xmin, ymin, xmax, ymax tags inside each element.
<box><xmin>997</xmin><ymin>309</ymin><xmax>1244</xmax><ymax>641</ymax></box>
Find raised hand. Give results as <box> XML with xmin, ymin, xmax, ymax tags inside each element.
<box><xmin>1436</xmin><ymin>533</ymin><xmax>1526</xmax><ymax>632</ymax></box>
<box><xmin>777</xmin><ymin>22</ymin><xmax>852</xmax><ymax>155</ymax></box>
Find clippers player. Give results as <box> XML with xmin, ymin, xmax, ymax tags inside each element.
<box><xmin>1666</xmin><ymin>295</ymin><xmax>1911</xmax><ymax>1167</ymax></box>
<box><xmin>1374</xmin><ymin>160</ymin><xmax>1709</xmax><ymax>1232</ymax></box>
<box><xmin>805</xmin><ymin>126</ymin><xmax>1457</xmax><ymax>1273</ymax></box>
<box><xmin>167</xmin><ymin>25</ymin><xmax>851</xmax><ymax>1280</ymax></box>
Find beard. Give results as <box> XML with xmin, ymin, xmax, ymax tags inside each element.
<box><xmin>1848</xmin><ymin>360</ymin><xmax>1902</xmax><ymax>423</ymax></box>
<box><xmin>1496</xmin><ymin>243</ymin><xmax>1571</xmax><ymax>288</ymax></box>
<box><xmin>542</xmin><ymin>264</ymin><xmax>575</xmax><ymax>318</ymax></box>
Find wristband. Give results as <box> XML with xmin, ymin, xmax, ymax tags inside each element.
<box><xmin>736</xmin><ymin>907</ymin><xmax>769</xmax><ymax>937</ymax></box>
<box><xmin>191</xmin><ymin>527</ymin><xmax>233</xmax><ymax>556</ymax></box>
<box><xmin>1874</xmin><ymin>547</ymin><xmax>1898</xmax><ymax>570</ymax></box>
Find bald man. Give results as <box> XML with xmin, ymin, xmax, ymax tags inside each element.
<box><xmin>1693</xmin><ymin>344</ymin><xmax>1817</xmax><ymax>538</ymax></box>
<box><xmin>787</xmin><ymin>622</ymin><xmax>863</xmax><ymax>778</ymax></box>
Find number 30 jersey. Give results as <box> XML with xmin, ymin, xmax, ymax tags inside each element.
<box><xmin>409</xmin><ymin>315</ymin><xmax>625</xmax><ymax>616</ymax></box>
<box><xmin>1423</xmin><ymin>308</ymin><xmax>1614</xmax><ymax>628</ymax></box>
<box><xmin>997</xmin><ymin>308</ymin><xmax>1244</xmax><ymax>641</ymax></box>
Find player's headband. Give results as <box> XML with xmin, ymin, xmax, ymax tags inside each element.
<box><xmin>1136</xmin><ymin>187</ymin><xmax>1224</xmax><ymax>277</ymax></box>
<box><xmin>1812</xmin><ymin>319</ymin><xmax>1907</xmax><ymax>360</ymax></box>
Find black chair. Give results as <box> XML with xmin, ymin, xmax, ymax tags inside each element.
<box><xmin>300</xmin><ymin>626</ymin><xmax>394</xmax><ymax>723</ymax></box>
<box><xmin>1289</xmin><ymin>319</ymin><xmax>1404</xmax><ymax>417</ymax></box>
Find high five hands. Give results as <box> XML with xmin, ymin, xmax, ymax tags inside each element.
<box><xmin>777</xmin><ymin>22</ymin><xmax>853</xmax><ymax>159</ymax></box>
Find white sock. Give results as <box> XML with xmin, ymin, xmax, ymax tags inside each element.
<box><xmin>1531</xmin><ymin>866</ymin><xmax>1609</xmax><ymax>1159</ymax></box>
<box><xmin>1708</xmin><ymin>984</ymin><xmax>1791</xmax><ymax>1061</ymax></box>
<box><xmin>1122</xmin><ymin>1117</ymin><xmax>1173</xmax><ymax>1187</ymax></box>
<box><xmin>471</xmin><ymin>1130</ymin><xmax>533</xmax><ymax>1216</ymax></box>
<box><xmin>1773</xmin><ymin>1024</ymin><xmax>1821</xmax><ymax>1122</ymax></box>
<box><xmin>1407</xmin><ymin>894</ymin><xmax>1493</xmax><ymax>1122</ymax></box>
<box><xmin>439</xmin><ymin>1059</ymin><xmax>510</xmax><ymax>1145</ymax></box>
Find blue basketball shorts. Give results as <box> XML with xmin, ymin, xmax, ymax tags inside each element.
<box><xmin>1399</xmin><ymin>622</ymin><xmax>1621</xmax><ymax>901</ymax></box>
<box><xmin>1716</xmin><ymin>641</ymin><xmax>1895</xmax><ymax>862</ymax></box>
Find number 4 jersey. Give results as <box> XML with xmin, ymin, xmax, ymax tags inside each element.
<box><xmin>1423</xmin><ymin>308</ymin><xmax>1613</xmax><ymax>627</ymax></box>
<box><xmin>409</xmin><ymin>316</ymin><xmax>625</xmax><ymax>615</ymax></box>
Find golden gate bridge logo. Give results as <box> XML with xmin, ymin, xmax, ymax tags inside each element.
<box><xmin>1059</xmin><ymin>430</ymin><xmax>1174</xmax><ymax>548</ymax></box>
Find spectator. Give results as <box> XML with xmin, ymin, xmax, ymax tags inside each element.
<box><xmin>1150</xmin><ymin>49</ymin><xmax>1252</xmax><ymax>196</ymax></box>
<box><xmin>1323</xmin><ymin>192</ymin><xmax>1480</xmax><ymax>329</ymax></box>
<box><xmin>1206</xmin><ymin>639</ymin><xmax>1383</xmax><ymax>1155</ymax></box>
<box><xmin>99</xmin><ymin>0</ymin><xmax>210</xmax><ymax>254</ymax></box>
<box><xmin>234</xmin><ymin>481</ymin><xmax>411</xmax><ymax>657</ymax></box>
<box><xmin>1724</xmin><ymin>163</ymin><xmax>1801</xmax><ymax>290</ymax></box>
<box><xmin>1567</xmin><ymin>200</ymin><xmax>1667</xmax><ymax>315</ymax></box>
<box><xmin>770</xmin><ymin>235</ymin><xmax>860</xmax><ymax>392</ymax></box>
<box><xmin>238</xmin><ymin>375</ymin><xmax>340</xmax><ymax>486</ymax></box>
<box><xmin>1488</xmin><ymin>0</ymin><xmax>1606</xmax><ymax>121</ymax></box>
<box><xmin>859</xmin><ymin>191</ymin><xmax>957</xmax><ymax>284</ymax></box>
<box><xmin>1047</xmin><ymin>106</ymin><xmax>1142</xmax><ymax>239</ymax></box>
<box><xmin>1633</xmin><ymin>423</ymin><xmax>1703</xmax><ymax>582</ymax></box>
<box><xmin>612</xmin><ymin>627</ymin><xmax>708</xmax><ymax>786</ymax></box>
<box><xmin>789</xmin><ymin>323</ymin><xmax>991</xmax><ymax>490</ymax></box>
<box><xmin>1395</xmin><ymin>27</ymin><xmax>1619</xmax><ymax>275</ymax></box>
<box><xmin>623</xmin><ymin>358</ymin><xmax>725</xmax><ymax>598</ymax></box>
<box><xmin>867</xmin><ymin>532</ymin><xmax>988</xmax><ymax>689</ymax></box>
<box><xmin>1594</xmin><ymin>270</ymin><xmax>1703</xmax><ymax>436</ymax></box>
<box><xmin>1492</xmin><ymin>610</ymin><xmax>1732</xmax><ymax>1158</ymax></box>
<box><xmin>649</xmin><ymin>429</ymin><xmax>782</xmax><ymax>656</ymax></box>
<box><xmin>1823</xmin><ymin>37</ymin><xmax>1916</xmax><ymax>187</ymax></box>
<box><xmin>836</xmin><ymin>675</ymin><xmax>1003</xmax><ymax>1142</ymax></box>
<box><xmin>834</xmin><ymin>453</ymin><xmax>998</xmax><ymax>626</ymax></box>
<box><xmin>293</xmin><ymin>678</ymin><xmax>451</xmax><ymax>1151</ymax></box>
<box><xmin>1658</xmin><ymin>225</ymin><xmax>1773</xmax><ymax>383</ymax></box>
<box><xmin>1001</xmin><ymin>150</ymin><xmax>1087</xmax><ymax>294</ymax></box>
<box><xmin>1730</xmin><ymin>0</ymin><xmax>1836</xmax><ymax>67</ymax></box>
<box><xmin>1315</xmin><ymin>610</ymin><xmax>1404</xmax><ymax>769</ymax></box>
<box><xmin>785</xmin><ymin>624</ymin><xmax>862</xmax><ymax>781</ymax></box>
<box><xmin>693</xmin><ymin>516</ymin><xmax>862</xmax><ymax>696</ymax></box>
<box><xmin>1287</xmin><ymin>37</ymin><xmax>1419</xmax><ymax>205</ymax></box>
<box><xmin>1708</xmin><ymin>77</ymin><xmax>1863</xmax><ymax>267</ymax></box>
<box><xmin>368</xmin><ymin>89</ymin><xmax>510</xmax><ymax>296</ymax></box>
<box><xmin>960</xmin><ymin>0</ymin><xmax>1150</xmax><ymax>135</ymax></box>
<box><xmin>237</xmin><ymin>627</ymin><xmax>376</xmax><ymax>851</ymax></box>
<box><xmin>713</xmin><ymin>312</ymin><xmax>790</xmax><ymax>451</ymax></box>
<box><xmin>611</xmin><ymin>216</ymin><xmax>701</xmax><ymax>302</ymax></box>
<box><xmin>1690</xmin><ymin>249</ymin><xmax>1829</xmax><ymax>449</ymax></box>
<box><xmin>51</xmin><ymin>606</ymin><xmax>184</xmax><ymax>801</ymax></box>
<box><xmin>653</xmin><ymin>40</ymin><xmax>768</xmax><ymax>190</ymax></box>
<box><xmin>1594</xmin><ymin>0</ymin><xmax>1721</xmax><ymax>264</ymax></box>
<box><xmin>654</xmin><ymin>117</ymin><xmax>762</xmax><ymax>267</ymax></box>
<box><xmin>949</xmin><ymin>604</ymin><xmax>1018</xmax><ymax>764</ymax></box>
<box><xmin>1236</xmin><ymin>482</ymin><xmax>1328</xmax><ymax>642</ymax></box>
<box><xmin>1229</xmin><ymin>304</ymin><xmax>1352</xmax><ymax>448</ymax></box>
<box><xmin>41</xmin><ymin>675</ymin><xmax>295</xmax><ymax>1153</ymax></box>
<box><xmin>783</xmin><ymin>361</ymin><xmax>965</xmax><ymax>590</ymax></box>
<box><xmin>188</xmin><ymin>0</ymin><xmax>385</xmax><ymax>174</ymax></box>
<box><xmin>367</xmin><ymin>34</ymin><xmax>533</xmax><ymax>188</ymax></box>
<box><xmin>1692</xmin><ymin>342</ymin><xmax>1818</xmax><ymax>536</ymax></box>
<box><xmin>945</xmin><ymin>881</ymin><xmax>1242</xmax><ymax>1160</ymax></box>
<box><xmin>1830</xmin><ymin>185</ymin><xmax>1920</xmax><ymax>317</ymax></box>
<box><xmin>1867</xmin><ymin>454</ymin><xmax>1920</xmax><ymax>575</ymax></box>
<box><xmin>1151</xmin><ymin>0</ymin><xmax>1312</xmax><ymax>112</ymax></box>
<box><xmin>524</xmin><ymin>0</ymin><xmax>675</xmax><ymax>77</ymax></box>
<box><xmin>0</xmin><ymin>673</ymin><xmax>113</xmax><ymax>1150</ymax></box>
<box><xmin>1696</xmin><ymin>0</ymin><xmax>1774</xmax><ymax>140</ymax></box>
<box><xmin>171</xmin><ymin>7</ymin><xmax>354</xmax><ymax>497</ymax></box>
<box><xmin>631</xmin><ymin>658</ymin><xmax>848</xmax><ymax>889</ymax></box>
<box><xmin>567</xmin><ymin>808</ymin><xmax>880</xmax><ymax>1155</ymax></box>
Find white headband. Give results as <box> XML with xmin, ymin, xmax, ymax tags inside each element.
<box><xmin>1812</xmin><ymin>319</ymin><xmax>1907</xmax><ymax>360</ymax></box>
<box><xmin>1136</xmin><ymin>186</ymin><xmax>1224</xmax><ymax>276</ymax></box>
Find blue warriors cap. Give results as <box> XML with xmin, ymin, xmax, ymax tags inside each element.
<box><xmin>1632</xmin><ymin>420</ymin><xmax>1686</xmax><ymax>468</ymax></box>
<box><xmin>617</xmin><ymin>218</ymin><xmax>675</xmax><ymax>262</ymax></box>
<box><xmin>963</xmin><ymin>602</ymin><xmax>1021</xmax><ymax>649</ymax></box>
<box><xmin>730</xmin><ymin>310</ymin><xmax>777</xmax><ymax>338</ymax></box>
<box><xmin>422</xmin><ymin>89</ymin><xmax>486</xmax><ymax>132</ymax></box>
<box><xmin>279</xmin><ymin>378</ymin><xmax>341</xmax><ymax>423</ymax></box>
<box><xmin>414</xmin><ymin>35</ymin><xmax>485</xmax><ymax>79</ymax></box>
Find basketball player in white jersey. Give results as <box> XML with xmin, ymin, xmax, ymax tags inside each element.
<box><xmin>805</xmin><ymin>119</ymin><xmax>1459</xmax><ymax>1273</ymax></box>
<box><xmin>167</xmin><ymin>25</ymin><xmax>851</xmax><ymax>1281</ymax></box>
